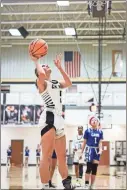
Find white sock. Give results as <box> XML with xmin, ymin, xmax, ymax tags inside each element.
<box><xmin>42</xmin><ymin>183</ymin><xmax>49</xmax><ymax>189</ymax></box>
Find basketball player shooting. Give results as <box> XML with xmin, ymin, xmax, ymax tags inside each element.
<box><xmin>30</xmin><ymin>40</ymin><xmax>73</xmax><ymax>189</ymax></box>
<box><xmin>79</xmin><ymin>116</ymin><xmax>103</xmax><ymax>189</ymax></box>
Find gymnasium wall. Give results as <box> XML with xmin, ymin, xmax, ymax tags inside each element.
<box><xmin>1</xmin><ymin>44</ymin><xmax>126</xmax><ymax>80</ymax></box>
<box><xmin>1</xmin><ymin>83</ymin><xmax>126</xmax><ymax>106</ymax></box>
<box><xmin>1</xmin><ymin>105</ymin><xmax>126</xmax><ymax>166</ymax></box>
<box><xmin>65</xmin><ymin>109</ymin><xmax>126</xmax><ymax>125</ymax></box>
<box><xmin>1</xmin><ymin>127</ymin><xmax>41</xmax><ymax>165</ymax></box>
<box><xmin>1</xmin><ymin>44</ymin><xmax>126</xmax><ymax>166</ymax></box>
<box><xmin>1</xmin><ymin>123</ymin><xmax>126</xmax><ymax>166</ymax></box>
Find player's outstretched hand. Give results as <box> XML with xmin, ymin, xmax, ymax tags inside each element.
<box><xmin>54</xmin><ymin>54</ymin><xmax>62</xmax><ymax>69</ymax></box>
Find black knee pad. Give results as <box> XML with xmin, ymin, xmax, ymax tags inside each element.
<box><xmin>86</xmin><ymin>162</ymin><xmax>92</xmax><ymax>174</ymax></box>
<box><xmin>91</xmin><ymin>163</ymin><xmax>98</xmax><ymax>175</ymax></box>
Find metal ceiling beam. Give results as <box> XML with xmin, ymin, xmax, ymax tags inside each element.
<box><xmin>2</xmin><ymin>0</ymin><xmax>126</xmax><ymax>6</ymax></box>
<box><xmin>111</xmin><ymin>14</ymin><xmax>124</xmax><ymax>28</ymax></box>
<box><xmin>1</xmin><ymin>19</ymin><xmax>126</xmax><ymax>24</ymax></box>
<box><xmin>29</xmin><ymin>5</ymin><xmax>51</xmax><ymax>30</ymax></box>
<box><xmin>1</xmin><ymin>40</ymin><xmax>125</xmax><ymax>46</ymax></box>
<box><xmin>111</xmin><ymin>23</ymin><xmax>122</xmax><ymax>34</ymax></box>
<box><xmin>1</xmin><ymin>27</ymin><xmax>124</xmax><ymax>32</ymax></box>
<box><xmin>1</xmin><ymin>10</ymin><xmax>126</xmax><ymax>15</ymax></box>
<box><xmin>1</xmin><ymin>35</ymin><xmax>124</xmax><ymax>40</ymax></box>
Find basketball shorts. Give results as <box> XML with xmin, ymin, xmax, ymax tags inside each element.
<box><xmin>25</xmin><ymin>155</ymin><xmax>29</xmax><ymax>158</ymax></box>
<box><xmin>39</xmin><ymin>109</ymin><xmax>65</xmax><ymax>139</ymax></box>
<box><xmin>52</xmin><ymin>150</ymin><xmax>57</xmax><ymax>159</ymax></box>
<box><xmin>85</xmin><ymin>146</ymin><xmax>100</xmax><ymax>162</ymax></box>
<box><xmin>73</xmin><ymin>150</ymin><xmax>84</xmax><ymax>165</ymax></box>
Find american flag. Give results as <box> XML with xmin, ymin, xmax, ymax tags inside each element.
<box><xmin>64</xmin><ymin>51</ymin><xmax>81</xmax><ymax>78</ymax></box>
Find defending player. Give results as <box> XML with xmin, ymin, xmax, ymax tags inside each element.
<box><xmin>80</xmin><ymin>116</ymin><xmax>103</xmax><ymax>189</ymax></box>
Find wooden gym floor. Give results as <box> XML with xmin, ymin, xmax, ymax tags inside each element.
<box><xmin>1</xmin><ymin>165</ymin><xmax>126</xmax><ymax>189</ymax></box>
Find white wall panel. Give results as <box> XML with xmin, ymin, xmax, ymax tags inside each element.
<box><xmin>1</xmin><ymin>44</ymin><xmax>126</xmax><ymax>79</ymax></box>
<box><xmin>113</xmin><ymin>93</ymin><xmax>126</xmax><ymax>106</ymax></box>
<box><xmin>2</xmin><ymin>83</ymin><xmax>126</xmax><ymax>106</ymax></box>
<box><xmin>1</xmin><ymin>94</ymin><xmax>3</xmax><ymax>104</ymax></box>
<box><xmin>6</xmin><ymin>93</ymin><xmax>20</xmax><ymax>105</ymax></box>
<box><xmin>19</xmin><ymin>93</ymin><xmax>35</xmax><ymax>105</ymax></box>
<box><xmin>65</xmin><ymin>109</ymin><xmax>126</xmax><ymax>125</ymax></box>
<box><xmin>10</xmin><ymin>84</ymin><xmax>37</xmax><ymax>93</ymax></box>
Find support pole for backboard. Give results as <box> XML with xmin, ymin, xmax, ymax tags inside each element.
<box><xmin>98</xmin><ymin>18</ymin><xmax>103</xmax><ymax>120</ymax></box>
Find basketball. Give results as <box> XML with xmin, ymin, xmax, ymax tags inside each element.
<box><xmin>29</xmin><ymin>39</ymin><xmax>48</xmax><ymax>59</ymax></box>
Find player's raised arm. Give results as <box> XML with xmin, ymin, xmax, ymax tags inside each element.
<box><xmin>54</xmin><ymin>54</ymin><xmax>72</xmax><ymax>88</ymax></box>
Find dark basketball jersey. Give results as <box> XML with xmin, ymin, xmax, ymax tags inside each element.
<box><xmin>25</xmin><ymin>149</ymin><xmax>30</xmax><ymax>156</ymax></box>
<box><xmin>36</xmin><ymin>149</ymin><xmax>40</xmax><ymax>156</ymax></box>
<box><xmin>84</xmin><ymin>128</ymin><xmax>103</xmax><ymax>147</ymax></box>
<box><xmin>7</xmin><ymin>149</ymin><xmax>12</xmax><ymax>156</ymax></box>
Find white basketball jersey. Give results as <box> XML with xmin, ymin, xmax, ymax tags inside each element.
<box><xmin>40</xmin><ymin>80</ymin><xmax>62</xmax><ymax>112</ymax></box>
<box><xmin>73</xmin><ymin>135</ymin><xmax>84</xmax><ymax>150</ymax></box>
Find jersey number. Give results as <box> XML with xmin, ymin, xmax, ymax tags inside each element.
<box><xmin>52</xmin><ymin>80</ymin><xmax>60</xmax><ymax>89</ymax></box>
<box><xmin>60</xmin><ymin>91</ymin><xmax>62</xmax><ymax>103</ymax></box>
<box><xmin>94</xmin><ymin>137</ymin><xmax>97</xmax><ymax>144</ymax></box>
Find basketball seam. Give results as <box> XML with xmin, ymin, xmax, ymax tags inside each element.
<box><xmin>32</xmin><ymin>51</ymin><xmax>47</xmax><ymax>58</ymax></box>
<box><xmin>33</xmin><ymin>51</ymin><xmax>47</xmax><ymax>57</ymax></box>
<box><xmin>29</xmin><ymin>40</ymin><xmax>36</xmax><ymax>52</ymax></box>
<box><xmin>30</xmin><ymin>39</ymin><xmax>40</xmax><ymax>53</ymax></box>
<box><xmin>30</xmin><ymin>39</ymin><xmax>39</xmax><ymax>53</ymax></box>
<box><xmin>32</xmin><ymin>42</ymin><xmax>47</xmax><ymax>55</ymax></box>
<box><xmin>32</xmin><ymin>50</ymin><xmax>48</xmax><ymax>56</ymax></box>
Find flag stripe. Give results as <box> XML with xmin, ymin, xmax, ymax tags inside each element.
<box><xmin>64</xmin><ymin>51</ymin><xmax>81</xmax><ymax>78</ymax></box>
<box><xmin>79</xmin><ymin>53</ymin><xmax>81</xmax><ymax>76</ymax></box>
<box><xmin>74</xmin><ymin>52</ymin><xmax>76</xmax><ymax>77</ymax></box>
<box><xmin>75</xmin><ymin>52</ymin><xmax>77</xmax><ymax>77</ymax></box>
<box><xmin>73</xmin><ymin>52</ymin><xmax>75</xmax><ymax>77</ymax></box>
<box><xmin>76</xmin><ymin>51</ymin><xmax>78</xmax><ymax>77</ymax></box>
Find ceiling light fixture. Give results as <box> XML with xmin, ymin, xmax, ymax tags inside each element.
<box><xmin>9</xmin><ymin>29</ymin><xmax>21</xmax><ymax>36</ymax></box>
<box><xmin>9</xmin><ymin>26</ymin><xmax>29</xmax><ymax>38</ymax></box>
<box><xmin>57</xmin><ymin>1</ymin><xmax>70</xmax><ymax>6</ymax></box>
<box><xmin>65</xmin><ymin>27</ymin><xmax>76</xmax><ymax>36</ymax></box>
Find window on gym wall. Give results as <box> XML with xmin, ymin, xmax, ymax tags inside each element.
<box><xmin>112</xmin><ymin>50</ymin><xmax>123</xmax><ymax>77</ymax></box>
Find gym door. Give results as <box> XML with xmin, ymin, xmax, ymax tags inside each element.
<box><xmin>11</xmin><ymin>140</ymin><xmax>24</xmax><ymax>166</ymax></box>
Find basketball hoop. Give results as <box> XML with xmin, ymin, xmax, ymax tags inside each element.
<box><xmin>87</xmin><ymin>0</ymin><xmax>108</xmax><ymax>17</ymax></box>
<box><xmin>87</xmin><ymin>0</ymin><xmax>107</xmax><ymax>8</ymax></box>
